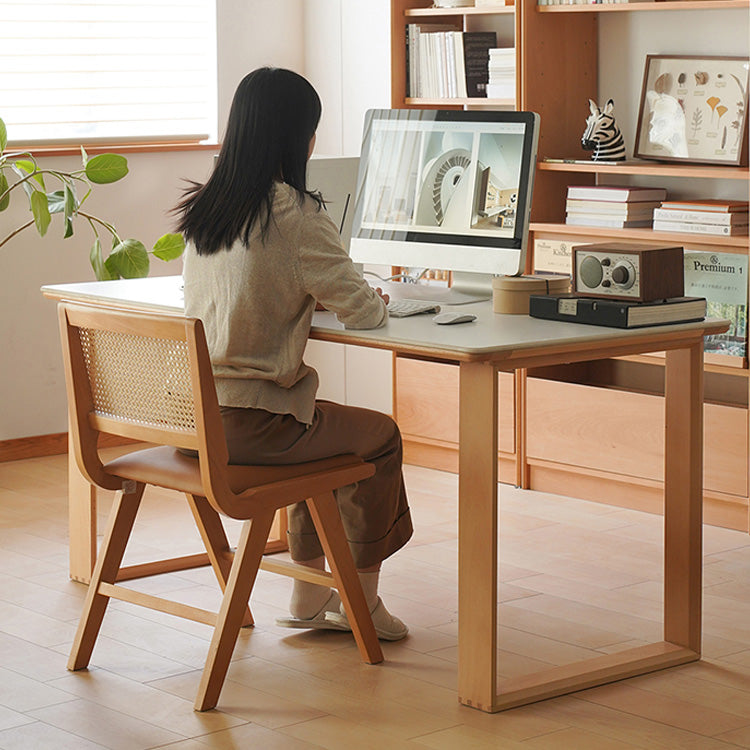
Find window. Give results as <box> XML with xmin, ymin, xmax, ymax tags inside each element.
<box><xmin>1</xmin><ymin>0</ymin><xmax>217</xmax><ymax>146</ymax></box>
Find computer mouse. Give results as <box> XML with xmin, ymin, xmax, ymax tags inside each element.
<box><xmin>433</xmin><ymin>312</ymin><xmax>477</xmax><ymax>325</ymax></box>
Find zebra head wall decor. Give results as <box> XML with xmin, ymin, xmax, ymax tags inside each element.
<box><xmin>581</xmin><ymin>98</ymin><xmax>627</xmax><ymax>162</ymax></box>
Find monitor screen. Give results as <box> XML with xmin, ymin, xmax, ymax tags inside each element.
<box><xmin>349</xmin><ymin>109</ymin><xmax>539</xmax><ymax>283</ymax></box>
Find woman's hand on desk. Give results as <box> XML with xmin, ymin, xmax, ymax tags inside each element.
<box><xmin>374</xmin><ymin>287</ymin><xmax>390</xmax><ymax>305</ymax></box>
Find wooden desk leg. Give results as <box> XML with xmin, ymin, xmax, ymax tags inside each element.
<box><xmin>664</xmin><ymin>343</ymin><xmax>703</xmax><ymax>653</ymax></box>
<box><xmin>68</xmin><ymin>432</ymin><xmax>97</xmax><ymax>584</ymax></box>
<box><xmin>515</xmin><ymin>369</ymin><xmax>529</xmax><ymax>489</ymax></box>
<box><xmin>457</xmin><ymin>360</ymin><xmax>499</xmax><ymax>711</ymax></box>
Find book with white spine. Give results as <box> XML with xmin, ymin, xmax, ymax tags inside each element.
<box><xmin>653</xmin><ymin>220</ymin><xmax>748</xmax><ymax>236</ymax></box>
<box><xmin>653</xmin><ymin>208</ymin><xmax>749</xmax><ymax>226</ymax></box>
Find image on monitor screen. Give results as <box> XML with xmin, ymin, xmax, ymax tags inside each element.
<box><xmin>350</xmin><ymin>109</ymin><xmax>539</xmax><ymax>294</ymax></box>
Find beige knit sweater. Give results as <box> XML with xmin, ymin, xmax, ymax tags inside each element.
<box><xmin>182</xmin><ymin>181</ymin><xmax>388</xmax><ymax>424</ymax></box>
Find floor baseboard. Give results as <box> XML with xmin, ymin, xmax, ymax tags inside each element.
<box><xmin>0</xmin><ymin>433</ymin><xmax>137</xmax><ymax>463</ymax></box>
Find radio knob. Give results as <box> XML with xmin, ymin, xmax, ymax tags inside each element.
<box><xmin>611</xmin><ymin>262</ymin><xmax>635</xmax><ymax>289</ymax></box>
<box><xmin>601</xmin><ymin>257</ymin><xmax>611</xmax><ymax>266</ymax></box>
<box><xmin>579</xmin><ymin>255</ymin><xmax>603</xmax><ymax>288</ymax></box>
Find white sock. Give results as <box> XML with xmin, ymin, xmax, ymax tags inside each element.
<box><xmin>289</xmin><ymin>556</ymin><xmax>333</xmax><ymax>620</ymax></box>
<box><xmin>335</xmin><ymin>568</ymin><xmax>408</xmax><ymax>640</ymax></box>
<box><xmin>357</xmin><ymin>570</ymin><xmax>380</xmax><ymax>612</ymax></box>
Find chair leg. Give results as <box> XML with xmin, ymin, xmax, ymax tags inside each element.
<box><xmin>186</xmin><ymin>494</ymin><xmax>253</xmax><ymax>627</ymax></box>
<box><xmin>194</xmin><ymin>509</ymin><xmax>276</xmax><ymax>712</ymax></box>
<box><xmin>306</xmin><ymin>492</ymin><xmax>383</xmax><ymax>665</ymax></box>
<box><xmin>68</xmin><ymin>483</ymin><xmax>145</xmax><ymax>671</ymax></box>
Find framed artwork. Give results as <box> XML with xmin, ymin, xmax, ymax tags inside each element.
<box><xmin>634</xmin><ymin>54</ymin><xmax>749</xmax><ymax>166</ymax></box>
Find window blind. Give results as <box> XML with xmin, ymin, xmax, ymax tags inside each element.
<box><xmin>1</xmin><ymin>0</ymin><xmax>217</xmax><ymax>146</ymax></box>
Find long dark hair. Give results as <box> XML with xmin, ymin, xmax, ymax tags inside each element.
<box><xmin>174</xmin><ymin>67</ymin><xmax>323</xmax><ymax>255</ymax></box>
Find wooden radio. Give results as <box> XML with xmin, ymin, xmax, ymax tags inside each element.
<box><xmin>573</xmin><ymin>242</ymin><xmax>684</xmax><ymax>302</ymax></box>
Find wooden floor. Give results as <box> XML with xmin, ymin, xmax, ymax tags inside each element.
<box><xmin>1</xmin><ymin>451</ymin><xmax>750</xmax><ymax>749</ymax></box>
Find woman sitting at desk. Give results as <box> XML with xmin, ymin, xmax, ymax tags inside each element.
<box><xmin>173</xmin><ymin>67</ymin><xmax>412</xmax><ymax>640</ymax></box>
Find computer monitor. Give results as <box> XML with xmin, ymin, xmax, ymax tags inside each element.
<box><xmin>349</xmin><ymin>109</ymin><xmax>539</xmax><ymax>302</ymax></box>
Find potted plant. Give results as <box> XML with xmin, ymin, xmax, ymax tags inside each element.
<box><xmin>0</xmin><ymin>116</ymin><xmax>184</xmax><ymax>279</ymax></box>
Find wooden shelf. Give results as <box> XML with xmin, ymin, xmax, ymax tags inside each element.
<box><xmin>405</xmin><ymin>96</ymin><xmax>515</xmax><ymax>107</ymax></box>
<box><xmin>530</xmin><ymin>222</ymin><xmax>750</xmax><ymax>249</ymax></box>
<box><xmin>405</xmin><ymin>5</ymin><xmax>515</xmax><ymax>16</ymax></box>
<box><xmin>538</xmin><ymin>160</ymin><xmax>750</xmax><ymax>180</ymax></box>
<box><xmin>538</xmin><ymin>0</ymin><xmax>748</xmax><ymax>12</ymax></box>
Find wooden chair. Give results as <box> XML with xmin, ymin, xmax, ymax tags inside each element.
<box><xmin>59</xmin><ymin>301</ymin><xmax>383</xmax><ymax>711</ymax></box>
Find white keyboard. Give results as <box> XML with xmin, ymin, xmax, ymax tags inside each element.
<box><xmin>387</xmin><ymin>299</ymin><xmax>441</xmax><ymax>318</ymax></box>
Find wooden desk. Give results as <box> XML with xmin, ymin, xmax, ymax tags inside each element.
<box><xmin>43</xmin><ymin>275</ymin><xmax>728</xmax><ymax>713</ymax></box>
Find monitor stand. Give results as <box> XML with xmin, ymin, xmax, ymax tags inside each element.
<box><xmin>377</xmin><ymin>271</ymin><xmax>494</xmax><ymax>306</ymax></box>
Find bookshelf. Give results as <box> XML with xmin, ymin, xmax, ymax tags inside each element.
<box><xmin>390</xmin><ymin>0</ymin><xmax>750</xmax><ymax>532</ymax></box>
<box><xmin>391</xmin><ymin>0</ymin><xmax>518</xmax><ymax>109</ymax></box>
<box><xmin>522</xmin><ymin>0</ymin><xmax>750</xmax><ymax>531</ymax></box>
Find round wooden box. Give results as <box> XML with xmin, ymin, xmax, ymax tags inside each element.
<box><xmin>491</xmin><ymin>274</ymin><xmax>571</xmax><ymax>314</ymax></box>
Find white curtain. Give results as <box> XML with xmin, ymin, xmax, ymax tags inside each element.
<box><xmin>1</xmin><ymin>0</ymin><xmax>217</xmax><ymax>145</ymax></box>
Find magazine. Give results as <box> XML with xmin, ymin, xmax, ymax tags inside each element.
<box><xmin>684</xmin><ymin>251</ymin><xmax>748</xmax><ymax>363</ymax></box>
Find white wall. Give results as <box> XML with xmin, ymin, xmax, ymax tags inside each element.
<box><xmin>1</xmin><ymin>0</ymin><xmax>391</xmax><ymax>441</ymax></box>
<box><xmin>304</xmin><ymin>0</ymin><xmax>391</xmax><ymax>155</ymax></box>
<box><xmin>216</xmin><ymin>0</ymin><xmax>305</xmax><ymax>132</ymax></box>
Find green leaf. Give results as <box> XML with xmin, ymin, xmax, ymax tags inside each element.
<box><xmin>47</xmin><ymin>190</ymin><xmax>66</xmax><ymax>214</ymax></box>
<box><xmin>30</xmin><ymin>190</ymin><xmax>51</xmax><ymax>236</ymax></box>
<box><xmin>85</xmin><ymin>153</ymin><xmax>128</xmax><ymax>184</ymax></box>
<box><xmin>80</xmin><ymin>145</ymin><xmax>88</xmax><ymax>166</ymax></box>
<box><xmin>90</xmin><ymin>238</ymin><xmax>116</xmax><ymax>281</ymax></box>
<box><xmin>152</xmin><ymin>232</ymin><xmax>185</xmax><ymax>262</ymax></box>
<box><xmin>0</xmin><ymin>173</ymin><xmax>9</xmax><ymax>212</ymax></box>
<box><xmin>105</xmin><ymin>238</ymin><xmax>149</xmax><ymax>278</ymax></box>
<box><xmin>0</xmin><ymin>118</ymin><xmax>7</xmax><ymax>153</ymax></box>
<box><xmin>62</xmin><ymin>185</ymin><xmax>77</xmax><ymax>238</ymax></box>
<box><xmin>64</xmin><ymin>184</ymin><xmax>77</xmax><ymax>217</ymax></box>
<box><xmin>13</xmin><ymin>158</ymin><xmax>45</xmax><ymax>190</ymax></box>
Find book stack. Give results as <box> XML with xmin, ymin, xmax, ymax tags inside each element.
<box><xmin>406</xmin><ymin>26</ymin><xmax>496</xmax><ymax>99</ymax></box>
<box><xmin>486</xmin><ymin>48</ymin><xmax>516</xmax><ymax>99</ymax></box>
<box><xmin>565</xmin><ymin>185</ymin><xmax>668</xmax><ymax>229</ymax></box>
<box><xmin>653</xmin><ymin>199</ymin><xmax>749</xmax><ymax>237</ymax></box>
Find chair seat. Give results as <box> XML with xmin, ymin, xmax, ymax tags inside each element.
<box><xmin>106</xmin><ymin>446</ymin><xmax>368</xmax><ymax>500</ymax></box>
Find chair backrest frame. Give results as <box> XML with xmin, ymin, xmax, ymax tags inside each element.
<box><xmin>58</xmin><ymin>301</ymin><xmax>231</xmax><ymax>502</ymax></box>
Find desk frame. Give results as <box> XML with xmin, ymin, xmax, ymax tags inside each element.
<box><xmin>43</xmin><ymin>278</ymin><xmax>719</xmax><ymax>713</ymax></box>
<box><xmin>326</xmin><ymin>325</ymin><xmax>706</xmax><ymax>711</ymax></box>
<box><xmin>458</xmin><ymin>343</ymin><xmax>703</xmax><ymax>711</ymax></box>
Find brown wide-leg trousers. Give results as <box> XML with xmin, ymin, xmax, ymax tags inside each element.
<box><xmin>220</xmin><ymin>402</ymin><xmax>413</xmax><ymax>569</ymax></box>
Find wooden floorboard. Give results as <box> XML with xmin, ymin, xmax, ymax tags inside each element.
<box><xmin>0</xmin><ymin>452</ymin><xmax>749</xmax><ymax>748</ymax></box>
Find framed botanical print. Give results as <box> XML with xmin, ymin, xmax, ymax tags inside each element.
<box><xmin>634</xmin><ymin>54</ymin><xmax>749</xmax><ymax>166</ymax></box>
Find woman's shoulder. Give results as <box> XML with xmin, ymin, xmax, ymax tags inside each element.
<box><xmin>274</xmin><ymin>182</ymin><xmax>336</xmax><ymax>232</ymax></box>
